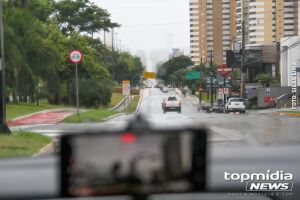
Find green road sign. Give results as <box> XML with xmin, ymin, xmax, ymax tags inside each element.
<box><xmin>186</xmin><ymin>71</ymin><xmax>201</xmax><ymax>80</ymax></box>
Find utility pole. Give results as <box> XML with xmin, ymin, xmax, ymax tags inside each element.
<box><xmin>115</xmin><ymin>32</ymin><xmax>118</xmax><ymax>52</ymax></box>
<box><xmin>103</xmin><ymin>31</ymin><xmax>106</xmax><ymax>48</ymax></box>
<box><xmin>210</xmin><ymin>50</ymin><xmax>214</xmax><ymax>107</ymax></box>
<box><xmin>0</xmin><ymin>1</ymin><xmax>10</xmax><ymax>133</ymax></box>
<box><xmin>240</xmin><ymin>20</ymin><xmax>246</xmax><ymax>99</ymax></box>
<box><xmin>118</xmin><ymin>40</ymin><xmax>121</xmax><ymax>52</ymax></box>
<box><xmin>223</xmin><ymin>75</ymin><xmax>226</xmax><ymax>104</ymax></box>
<box><xmin>111</xmin><ymin>28</ymin><xmax>114</xmax><ymax>51</ymax></box>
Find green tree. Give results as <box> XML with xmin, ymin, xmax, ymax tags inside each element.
<box><xmin>255</xmin><ymin>73</ymin><xmax>275</xmax><ymax>87</ymax></box>
<box><xmin>157</xmin><ymin>56</ymin><xmax>194</xmax><ymax>84</ymax></box>
<box><xmin>3</xmin><ymin>0</ymin><xmax>144</xmax><ymax>108</ymax></box>
<box><xmin>54</xmin><ymin>0</ymin><xmax>118</xmax><ymax>36</ymax></box>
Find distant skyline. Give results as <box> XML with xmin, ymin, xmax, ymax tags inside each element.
<box><xmin>93</xmin><ymin>0</ymin><xmax>190</xmax><ymax>71</ymax></box>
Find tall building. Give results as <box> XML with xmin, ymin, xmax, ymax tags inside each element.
<box><xmin>169</xmin><ymin>48</ymin><xmax>184</xmax><ymax>59</ymax></box>
<box><xmin>236</xmin><ymin>0</ymin><xmax>300</xmax><ymax>45</ymax></box>
<box><xmin>189</xmin><ymin>0</ymin><xmax>236</xmax><ymax>65</ymax></box>
<box><xmin>189</xmin><ymin>0</ymin><xmax>300</xmax><ymax>65</ymax></box>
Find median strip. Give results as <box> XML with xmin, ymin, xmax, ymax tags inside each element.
<box><xmin>63</xmin><ymin>109</ymin><xmax>120</xmax><ymax>123</ymax></box>
<box><xmin>0</xmin><ymin>132</ymin><xmax>52</xmax><ymax>158</ymax></box>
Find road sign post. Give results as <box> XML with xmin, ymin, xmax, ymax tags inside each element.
<box><xmin>218</xmin><ymin>64</ymin><xmax>233</xmax><ymax>104</ymax></box>
<box><xmin>69</xmin><ymin>50</ymin><xmax>83</xmax><ymax>117</ymax></box>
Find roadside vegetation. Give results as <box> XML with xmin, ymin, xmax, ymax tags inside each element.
<box><xmin>0</xmin><ymin>132</ymin><xmax>51</xmax><ymax>158</ymax></box>
<box><xmin>157</xmin><ymin>56</ymin><xmax>223</xmax><ymax>95</ymax></box>
<box><xmin>4</xmin><ymin>0</ymin><xmax>144</xmax><ymax>109</ymax></box>
<box><xmin>107</xmin><ymin>93</ymin><xmax>124</xmax><ymax>109</ymax></box>
<box><xmin>63</xmin><ymin>109</ymin><xmax>119</xmax><ymax>123</ymax></box>
<box><xmin>64</xmin><ymin>94</ymin><xmax>141</xmax><ymax>123</ymax></box>
<box><xmin>126</xmin><ymin>95</ymin><xmax>140</xmax><ymax>113</ymax></box>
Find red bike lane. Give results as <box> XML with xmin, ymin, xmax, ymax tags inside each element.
<box><xmin>7</xmin><ymin>110</ymin><xmax>75</xmax><ymax>127</ymax></box>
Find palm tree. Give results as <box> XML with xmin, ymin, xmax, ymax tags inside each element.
<box><xmin>255</xmin><ymin>73</ymin><xmax>275</xmax><ymax>87</ymax></box>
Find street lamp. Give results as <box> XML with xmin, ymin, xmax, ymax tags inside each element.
<box><xmin>0</xmin><ymin>0</ymin><xmax>10</xmax><ymax>133</ymax></box>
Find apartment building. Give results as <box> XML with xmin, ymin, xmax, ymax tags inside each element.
<box><xmin>189</xmin><ymin>0</ymin><xmax>236</xmax><ymax>65</ymax></box>
<box><xmin>235</xmin><ymin>0</ymin><xmax>300</xmax><ymax>45</ymax></box>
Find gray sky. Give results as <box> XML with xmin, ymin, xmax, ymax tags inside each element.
<box><xmin>93</xmin><ymin>0</ymin><xmax>190</xmax><ymax>71</ymax></box>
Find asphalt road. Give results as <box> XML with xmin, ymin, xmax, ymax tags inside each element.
<box><xmin>16</xmin><ymin>88</ymin><xmax>300</xmax><ymax>146</ymax></box>
<box><xmin>2</xmin><ymin>88</ymin><xmax>300</xmax><ymax>199</ymax></box>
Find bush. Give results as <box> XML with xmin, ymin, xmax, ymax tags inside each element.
<box><xmin>247</xmin><ymin>96</ymin><xmax>258</xmax><ymax>109</ymax></box>
<box><xmin>78</xmin><ymin>79</ymin><xmax>112</xmax><ymax>108</ymax></box>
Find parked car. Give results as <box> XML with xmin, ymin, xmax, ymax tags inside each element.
<box><xmin>198</xmin><ymin>103</ymin><xmax>210</xmax><ymax>112</ymax></box>
<box><xmin>212</xmin><ymin>104</ymin><xmax>225</xmax><ymax>113</ymax></box>
<box><xmin>162</xmin><ymin>96</ymin><xmax>181</xmax><ymax>113</ymax></box>
<box><xmin>225</xmin><ymin>98</ymin><xmax>246</xmax><ymax>113</ymax></box>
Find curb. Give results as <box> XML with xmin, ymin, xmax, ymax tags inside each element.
<box><xmin>134</xmin><ymin>91</ymin><xmax>144</xmax><ymax>115</ymax></box>
<box><xmin>101</xmin><ymin>113</ymin><xmax>126</xmax><ymax>121</ymax></box>
<box><xmin>33</xmin><ymin>141</ymin><xmax>57</xmax><ymax>156</ymax></box>
<box><xmin>278</xmin><ymin>112</ymin><xmax>300</xmax><ymax>117</ymax></box>
<box><xmin>109</xmin><ymin>96</ymin><xmax>128</xmax><ymax>111</ymax></box>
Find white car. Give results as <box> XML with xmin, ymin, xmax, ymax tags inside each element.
<box><xmin>162</xmin><ymin>87</ymin><xmax>168</xmax><ymax>93</ymax></box>
<box><xmin>225</xmin><ymin>98</ymin><xmax>246</xmax><ymax>113</ymax></box>
<box><xmin>162</xmin><ymin>96</ymin><xmax>181</xmax><ymax>113</ymax></box>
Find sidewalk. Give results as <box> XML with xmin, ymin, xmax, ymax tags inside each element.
<box><xmin>7</xmin><ymin>109</ymin><xmax>76</xmax><ymax>127</ymax></box>
<box><xmin>247</xmin><ymin>107</ymin><xmax>300</xmax><ymax>117</ymax></box>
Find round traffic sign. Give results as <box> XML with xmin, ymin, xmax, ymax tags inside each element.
<box><xmin>69</xmin><ymin>50</ymin><xmax>83</xmax><ymax>64</ymax></box>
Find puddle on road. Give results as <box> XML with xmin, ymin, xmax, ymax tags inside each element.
<box><xmin>208</xmin><ymin>126</ymin><xmax>244</xmax><ymax>144</ymax></box>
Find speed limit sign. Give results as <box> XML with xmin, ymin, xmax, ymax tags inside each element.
<box><xmin>69</xmin><ymin>50</ymin><xmax>83</xmax><ymax>64</ymax></box>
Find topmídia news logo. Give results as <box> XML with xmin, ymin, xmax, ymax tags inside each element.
<box><xmin>224</xmin><ymin>170</ymin><xmax>293</xmax><ymax>192</ymax></box>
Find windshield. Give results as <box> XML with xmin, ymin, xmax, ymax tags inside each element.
<box><xmin>230</xmin><ymin>98</ymin><xmax>244</xmax><ymax>102</ymax></box>
<box><xmin>0</xmin><ymin>0</ymin><xmax>300</xmax><ymax>182</ymax></box>
<box><xmin>167</xmin><ymin>97</ymin><xmax>177</xmax><ymax>101</ymax></box>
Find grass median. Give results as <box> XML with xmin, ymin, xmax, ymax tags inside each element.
<box><xmin>64</xmin><ymin>95</ymin><xmax>140</xmax><ymax>123</ymax></box>
<box><xmin>126</xmin><ymin>95</ymin><xmax>140</xmax><ymax>113</ymax></box>
<box><xmin>107</xmin><ymin>93</ymin><xmax>124</xmax><ymax>108</ymax></box>
<box><xmin>6</xmin><ymin>93</ymin><xmax>123</xmax><ymax>122</ymax></box>
<box><xmin>0</xmin><ymin>132</ymin><xmax>52</xmax><ymax>158</ymax></box>
<box><xmin>63</xmin><ymin>109</ymin><xmax>120</xmax><ymax>123</ymax></box>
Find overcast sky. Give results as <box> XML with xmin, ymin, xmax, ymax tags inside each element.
<box><xmin>93</xmin><ymin>0</ymin><xmax>190</xmax><ymax>71</ymax></box>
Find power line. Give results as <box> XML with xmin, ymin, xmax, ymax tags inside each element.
<box><xmin>122</xmin><ymin>21</ymin><xmax>189</xmax><ymax>28</ymax></box>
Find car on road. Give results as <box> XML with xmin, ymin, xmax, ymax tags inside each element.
<box><xmin>225</xmin><ymin>98</ymin><xmax>246</xmax><ymax>113</ymax></box>
<box><xmin>162</xmin><ymin>87</ymin><xmax>168</xmax><ymax>93</ymax></box>
<box><xmin>162</xmin><ymin>96</ymin><xmax>181</xmax><ymax>113</ymax></box>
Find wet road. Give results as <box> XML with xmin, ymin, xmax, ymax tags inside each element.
<box><xmin>2</xmin><ymin>88</ymin><xmax>300</xmax><ymax>199</ymax></box>
<box><xmin>18</xmin><ymin>88</ymin><xmax>300</xmax><ymax>146</ymax></box>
